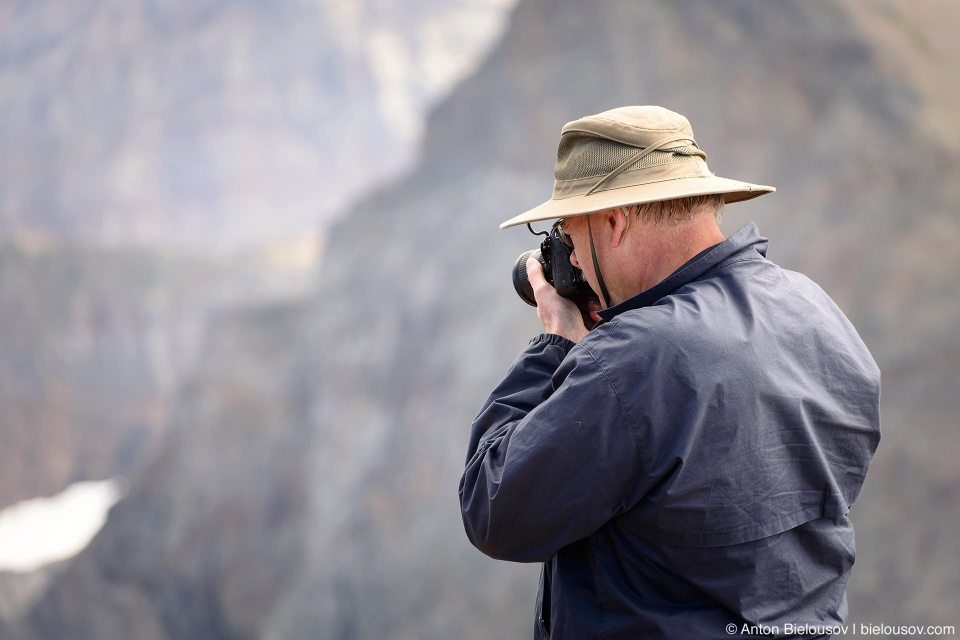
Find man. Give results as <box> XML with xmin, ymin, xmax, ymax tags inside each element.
<box><xmin>459</xmin><ymin>106</ymin><xmax>880</xmax><ymax>639</ymax></box>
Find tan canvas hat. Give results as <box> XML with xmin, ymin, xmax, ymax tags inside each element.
<box><xmin>500</xmin><ymin>106</ymin><xmax>775</xmax><ymax>229</ymax></box>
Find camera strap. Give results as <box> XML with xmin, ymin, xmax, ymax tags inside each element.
<box><xmin>586</xmin><ymin>215</ymin><xmax>611</xmax><ymax>310</ymax></box>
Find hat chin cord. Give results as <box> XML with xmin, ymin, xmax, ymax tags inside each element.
<box><xmin>581</xmin><ymin>135</ymin><xmax>700</xmax><ymax>312</ymax></box>
<box><xmin>586</xmin><ymin>215</ymin><xmax>612</xmax><ymax>310</ymax></box>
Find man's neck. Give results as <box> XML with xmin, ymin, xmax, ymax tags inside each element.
<box><xmin>613</xmin><ymin>217</ymin><xmax>725</xmax><ymax>305</ymax></box>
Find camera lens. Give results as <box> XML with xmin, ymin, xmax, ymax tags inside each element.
<box><xmin>512</xmin><ymin>249</ymin><xmax>542</xmax><ymax>306</ymax></box>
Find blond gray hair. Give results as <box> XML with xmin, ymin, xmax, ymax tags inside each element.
<box><xmin>625</xmin><ymin>194</ymin><xmax>724</xmax><ymax>225</ymax></box>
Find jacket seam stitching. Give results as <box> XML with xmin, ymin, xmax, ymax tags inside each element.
<box><xmin>714</xmin><ymin>256</ymin><xmax>762</xmax><ymax>269</ymax></box>
<box><xmin>686</xmin><ymin>256</ymin><xmax>762</xmax><ymax>284</ymax></box>
<box><xmin>578</xmin><ymin>343</ymin><xmax>647</xmax><ymax>476</ymax></box>
<box><xmin>582</xmin><ymin>317</ymin><xmax>622</xmax><ymax>349</ymax></box>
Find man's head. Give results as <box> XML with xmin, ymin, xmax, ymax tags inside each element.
<box><xmin>558</xmin><ymin>194</ymin><xmax>725</xmax><ymax>308</ymax></box>
<box><xmin>509</xmin><ymin>106</ymin><xmax>773</xmax><ymax>311</ymax></box>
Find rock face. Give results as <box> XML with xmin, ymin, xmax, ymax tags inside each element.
<box><xmin>0</xmin><ymin>0</ymin><xmax>515</xmax><ymax>628</ymax></box>
<box><xmin>0</xmin><ymin>239</ymin><xmax>299</xmax><ymax>511</ymax></box>
<box><xmin>0</xmin><ymin>0</ymin><xmax>515</xmax><ymax>514</ymax></box>
<box><xmin>0</xmin><ymin>0</ymin><xmax>515</xmax><ymax>251</ymax></box>
<box><xmin>8</xmin><ymin>0</ymin><xmax>960</xmax><ymax>638</ymax></box>
<box><xmin>7</xmin><ymin>300</ymin><xmax>316</xmax><ymax>640</ymax></box>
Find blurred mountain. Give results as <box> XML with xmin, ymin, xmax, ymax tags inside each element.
<box><xmin>0</xmin><ymin>236</ymin><xmax>322</xmax><ymax>511</ymax></box>
<box><xmin>0</xmin><ymin>0</ymin><xmax>514</xmax><ymax>599</ymax></box>
<box><xmin>0</xmin><ymin>0</ymin><xmax>515</xmax><ymax>251</ymax></box>
<box><xmin>0</xmin><ymin>0</ymin><xmax>517</xmax><ymax>513</ymax></box>
<box><xmin>5</xmin><ymin>0</ymin><xmax>959</xmax><ymax>638</ymax></box>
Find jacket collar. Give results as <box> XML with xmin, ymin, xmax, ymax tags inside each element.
<box><xmin>596</xmin><ymin>221</ymin><xmax>769</xmax><ymax>321</ymax></box>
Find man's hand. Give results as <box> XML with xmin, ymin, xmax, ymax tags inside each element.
<box><xmin>526</xmin><ymin>259</ymin><xmax>600</xmax><ymax>343</ymax></box>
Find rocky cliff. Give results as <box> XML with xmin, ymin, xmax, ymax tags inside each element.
<box><xmin>0</xmin><ymin>238</ymin><xmax>301</xmax><ymax>511</ymax></box>
<box><xmin>0</xmin><ymin>0</ymin><xmax>514</xmax><ymax>623</ymax></box>
<box><xmin>0</xmin><ymin>0</ymin><xmax>514</xmax><ymax>512</ymax></box>
<box><xmin>0</xmin><ymin>0</ymin><xmax>514</xmax><ymax>251</ymax></box>
<box><xmin>7</xmin><ymin>0</ymin><xmax>959</xmax><ymax>638</ymax></box>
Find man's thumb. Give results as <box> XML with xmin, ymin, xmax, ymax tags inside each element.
<box><xmin>526</xmin><ymin>255</ymin><xmax>546</xmax><ymax>289</ymax></box>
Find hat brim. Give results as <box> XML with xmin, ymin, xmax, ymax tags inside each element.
<box><xmin>499</xmin><ymin>175</ymin><xmax>775</xmax><ymax>229</ymax></box>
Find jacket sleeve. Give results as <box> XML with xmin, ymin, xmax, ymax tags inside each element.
<box><xmin>459</xmin><ymin>333</ymin><xmax>647</xmax><ymax>563</ymax></box>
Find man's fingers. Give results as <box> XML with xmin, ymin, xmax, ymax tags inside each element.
<box><xmin>526</xmin><ymin>257</ymin><xmax>559</xmax><ymax>305</ymax></box>
<box><xmin>525</xmin><ymin>256</ymin><xmax>548</xmax><ymax>293</ymax></box>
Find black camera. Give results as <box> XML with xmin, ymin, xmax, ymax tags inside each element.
<box><xmin>512</xmin><ymin>226</ymin><xmax>594</xmax><ymax>306</ymax></box>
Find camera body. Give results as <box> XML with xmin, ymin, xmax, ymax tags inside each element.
<box><xmin>513</xmin><ymin>227</ymin><xmax>594</xmax><ymax>306</ymax></box>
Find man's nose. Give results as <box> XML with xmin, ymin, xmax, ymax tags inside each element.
<box><xmin>569</xmin><ymin>248</ymin><xmax>580</xmax><ymax>269</ymax></box>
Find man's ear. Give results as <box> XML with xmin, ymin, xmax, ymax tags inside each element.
<box><xmin>610</xmin><ymin>207</ymin><xmax>631</xmax><ymax>249</ymax></box>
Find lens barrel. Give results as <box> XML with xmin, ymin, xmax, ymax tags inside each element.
<box><xmin>512</xmin><ymin>249</ymin><xmax>542</xmax><ymax>306</ymax></box>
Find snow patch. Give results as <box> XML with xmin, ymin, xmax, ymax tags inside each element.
<box><xmin>0</xmin><ymin>478</ymin><xmax>128</xmax><ymax>573</ymax></box>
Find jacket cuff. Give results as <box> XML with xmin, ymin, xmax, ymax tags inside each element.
<box><xmin>529</xmin><ymin>333</ymin><xmax>576</xmax><ymax>353</ymax></box>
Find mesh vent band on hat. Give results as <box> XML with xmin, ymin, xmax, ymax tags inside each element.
<box><xmin>554</xmin><ymin>132</ymin><xmax>705</xmax><ymax>182</ymax></box>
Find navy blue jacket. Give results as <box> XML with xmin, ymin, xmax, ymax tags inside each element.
<box><xmin>460</xmin><ymin>223</ymin><xmax>881</xmax><ymax>639</ymax></box>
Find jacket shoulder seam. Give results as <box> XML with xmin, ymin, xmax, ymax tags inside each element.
<box><xmin>577</xmin><ymin>343</ymin><xmax>648</xmax><ymax>477</ymax></box>
<box><xmin>713</xmin><ymin>255</ymin><xmax>763</xmax><ymax>270</ymax></box>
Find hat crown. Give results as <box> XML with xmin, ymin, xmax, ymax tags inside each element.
<box><xmin>561</xmin><ymin>106</ymin><xmax>695</xmax><ymax>149</ymax></box>
<box><xmin>554</xmin><ymin>106</ymin><xmax>704</xmax><ymax>184</ymax></box>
